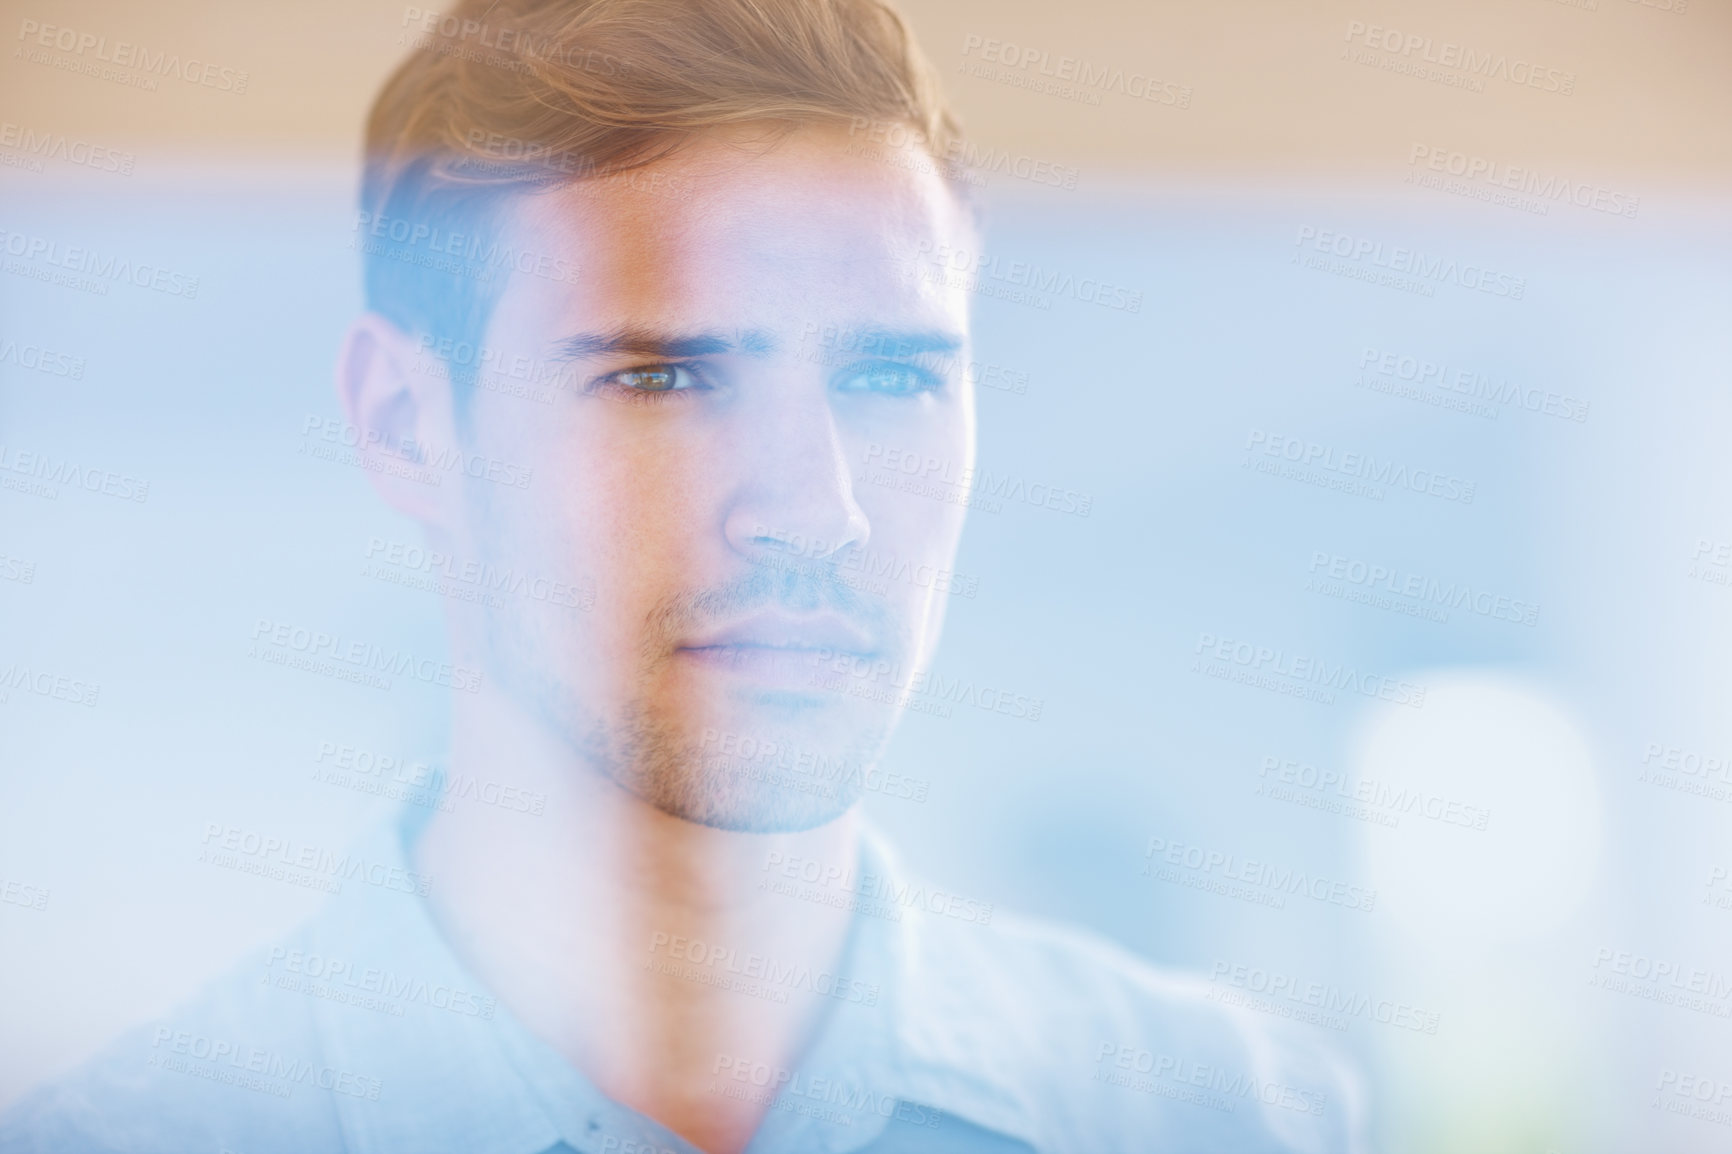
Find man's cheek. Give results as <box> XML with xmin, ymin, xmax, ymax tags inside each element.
<box><xmin>855</xmin><ymin>489</ymin><xmax>966</xmax><ymax>610</ymax></box>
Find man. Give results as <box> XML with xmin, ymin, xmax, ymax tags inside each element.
<box><xmin>1</xmin><ymin>1</ymin><xmax>1362</xmax><ymax>1150</ymax></box>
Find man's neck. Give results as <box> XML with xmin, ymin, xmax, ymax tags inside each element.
<box><xmin>412</xmin><ymin>687</ymin><xmax>861</xmax><ymax>1154</ymax></box>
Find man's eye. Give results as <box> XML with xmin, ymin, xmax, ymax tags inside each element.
<box><xmin>836</xmin><ymin>364</ymin><xmax>939</xmax><ymax>397</ymax></box>
<box><xmin>601</xmin><ymin>364</ymin><xmax>701</xmax><ymax>393</ymax></box>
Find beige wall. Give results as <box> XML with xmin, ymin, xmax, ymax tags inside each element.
<box><xmin>3</xmin><ymin>0</ymin><xmax>1727</xmax><ymax>186</ymax></box>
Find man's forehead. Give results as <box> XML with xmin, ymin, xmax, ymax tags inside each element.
<box><xmin>490</xmin><ymin>128</ymin><xmax>974</xmax><ymax>350</ymax></box>
<box><xmin>519</xmin><ymin>128</ymin><xmax>968</xmax><ymax>259</ymax></box>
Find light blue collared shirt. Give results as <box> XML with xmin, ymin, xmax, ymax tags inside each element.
<box><xmin>0</xmin><ymin>809</ymin><xmax>1364</xmax><ymax>1153</ymax></box>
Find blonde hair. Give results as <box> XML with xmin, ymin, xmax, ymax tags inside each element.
<box><xmin>359</xmin><ymin>0</ymin><xmax>965</xmax><ymax>397</ymax></box>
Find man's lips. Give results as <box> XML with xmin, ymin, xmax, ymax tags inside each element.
<box><xmin>670</xmin><ymin>605</ymin><xmax>896</xmax><ymax>697</ymax></box>
<box><xmin>674</xmin><ymin>612</ymin><xmax>878</xmax><ymax>687</ymax></box>
<box><xmin>677</xmin><ymin>610</ymin><xmax>876</xmax><ymax>658</ymax></box>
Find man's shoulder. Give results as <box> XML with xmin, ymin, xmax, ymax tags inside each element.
<box><xmin>0</xmin><ymin>938</ymin><xmax>347</xmax><ymax>1154</ymax></box>
<box><xmin>896</xmin><ymin>908</ymin><xmax>1367</xmax><ymax>1154</ymax></box>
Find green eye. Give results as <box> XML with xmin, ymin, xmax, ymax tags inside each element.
<box><xmin>612</xmin><ymin>365</ymin><xmax>693</xmax><ymax>392</ymax></box>
<box><xmin>838</xmin><ymin>364</ymin><xmax>939</xmax><ymax>397</ymax></box>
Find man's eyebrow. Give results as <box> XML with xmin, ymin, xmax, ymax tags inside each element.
<box><xmin>838</xmin><ymin>328</ymin><xmax>965</xmax><ymax>357</ymax></box>
<box><xmin>550</xmin><ymin>327</ymin><xmax>779</xmax><ymax>361</ymax></box>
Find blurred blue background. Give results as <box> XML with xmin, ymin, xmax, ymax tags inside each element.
<box><xmin>4</xmin><ymin>160</ymin><xmax>1731</xmax><ymax>1153</ymax></box>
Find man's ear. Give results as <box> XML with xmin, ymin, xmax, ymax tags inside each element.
<box><xmin>334</xmin><ymin>313</ymin><xmax>457</xmax><ymax>527</ymax></box>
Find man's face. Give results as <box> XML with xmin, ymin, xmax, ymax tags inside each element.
<box><xmin>442</xmin><ymin>125</ymin><xmax>976</xmax><ymax>832</ymax></box>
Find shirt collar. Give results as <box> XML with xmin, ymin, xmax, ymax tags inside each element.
<box><xmin>298</xmin><ymin>810</ymin><xmax>1036</xmax><ymax>1154</ymax></box>
<box><xmin>300</xmin><ymin>815</ymin><xmax>563</xmax><ymax>1154</ymax></box>
<box><xmin>863</xmin><ymin>826</ymin><xmax>1041</xmax><ymax>1149</ymax></box>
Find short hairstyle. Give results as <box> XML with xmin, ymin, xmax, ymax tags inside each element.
<box><xmin>358</xmin><ymin>0</ymin><xmax>966</xmax><ymax>407</ymax></box>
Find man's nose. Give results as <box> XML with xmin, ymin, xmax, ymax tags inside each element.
<box><xmin>722</xmin><ymin>396</ymin><xmax>869</xmax><ymax>564</ymax></box>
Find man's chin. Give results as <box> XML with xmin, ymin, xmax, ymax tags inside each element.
<box><xmin>667</xmin><ymin>788</ymin><xmax>860</xmax><ymax>835</ymax></box>
<box><xmin>605</xmin><ymin>699</ymin><xmax>890</xmax><ymax>834</ymax></box>
<box><xmin>618</xmin><ymin>761</ymin><xmax>864</xmax><ymax>834</ymax></box>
